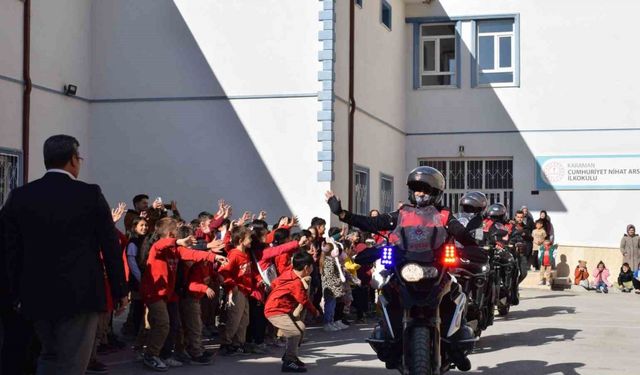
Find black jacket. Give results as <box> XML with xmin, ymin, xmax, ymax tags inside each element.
<box><xmin>340</xmin><ymin>205</ymin><xmax>477</xmax><ymax>247</ymax></box>
<box><xmin>618</xmin><ymin>268</ymin><xmax>634</xmax><ymax>285</ymax></box>
<box><xmin>1</xmin><ymin>172</ymin><xmax>127</xmax><ymax>320</ymax></box>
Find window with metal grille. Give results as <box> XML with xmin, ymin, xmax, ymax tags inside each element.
<box><xmin>354</xmin><ymin>165</ymin><xmax>370</xmax><ymax>215</ymax></box>
<box><xmin>0</xmin><ymin>151</ymin><xmax>21</xmax><ymax>208</ymax></box>
<box><xmin>418</xmin><ymin>158</ymin><xmax>514</xmax><ymax>217</ymax></box>
<box><xmin>380</xmin><ymin>174</ymin><xmax>394</xmax><ymax>214</ymax></box>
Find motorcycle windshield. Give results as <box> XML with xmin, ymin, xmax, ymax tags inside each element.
<box><xmin>391</xmin><ymin>206</ymin><xmax>447</xmax><ymax>262</ymax></box>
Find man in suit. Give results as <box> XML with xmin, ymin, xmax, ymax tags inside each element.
<box><xmin>1</xmin><ymin>134</ymin><xmax>128</xmax><ymax>375</ymax></box>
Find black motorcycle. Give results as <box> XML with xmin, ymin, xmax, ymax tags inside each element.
<box><xmin>488</xmin><ymin>243</ymin><xmax>519</xmax><ymax>316</ymax></box>
<box><xmin>449</xmin><ymin>247</ymin><xmax>494</xmax><ymax>337</ymax></box>
<box><xmin>356</xmin><ymin>242</ymin><xmax>475</xmax><ymax>375</ymax></box>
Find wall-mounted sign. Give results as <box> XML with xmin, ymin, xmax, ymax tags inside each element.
<box><xmin>536</xmin><ymin>155</ymin><xmax>640</xmax><ymax>190</ymax></box>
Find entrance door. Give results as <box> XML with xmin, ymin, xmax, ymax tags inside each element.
<box><xmin>418</xmin><ymin>158</ymin><xmax>514</xmax><ymax>217</ymax></box>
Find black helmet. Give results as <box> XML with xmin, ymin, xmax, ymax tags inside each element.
<box><xmin>406</xmin><ymin>166</ymin><xmax>445</xmax><ymax>207</ymax></box>
<box><xmin>487</xmin><ymin>203</ymin><xmax>507</xmax><ymax>221</ymax></box>
<box><xmin>460</xmin><ymin>191</ymin><xmax>488</xmax><ymax>214</ymax></box>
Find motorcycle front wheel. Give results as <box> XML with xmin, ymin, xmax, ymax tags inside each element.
<box><xmin>407</xmin><ymin>326</ymin><xmax>432</xmax><ymax>375</ymax></box>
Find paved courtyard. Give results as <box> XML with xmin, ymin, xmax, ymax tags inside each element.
<box><xmin>107</xmin><ymin>288</ymin><xmax>640</xmax><ymax>375</ymax></box>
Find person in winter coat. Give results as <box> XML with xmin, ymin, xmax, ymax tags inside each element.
<box><xmin>539</xmin><ymin>210</ymin><xmax>555</xmax><ymax>244</ymax></box>
<box><xmin>620</xmin><ymin>225</ymin><xmax>640</xmax><ymax>269</ymax></box>
<box><xmin>592</xmin><ymin>261</ymin><xmax>612</xmax><ymax>294</ymax></box>
<box><xmin>617</xmin><ymin>263</ymin><xmax>635</xmax><ymax>292</ymax></box>
<box><xmin>320</xmin><ymin>242</ymin><xmax>347</xmax><ymax>332</ymax></box>
<box><xmin>574</xmin><ymin>260</ymin><xmax>590</xmax><ymax>289</ymax></box>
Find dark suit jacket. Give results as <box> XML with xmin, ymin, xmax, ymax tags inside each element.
<box><xmin>1</xmin><ymin>172</ymin><xmax>127</xmax><ymax>320</ymax></box>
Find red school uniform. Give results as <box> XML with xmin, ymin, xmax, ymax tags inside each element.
<box><xmin>251</xmin><ymin>241</ymin><xmax>300</xmax><ymax>302</ymax></box>
<box><xmin>218</xmin><ymin>248</ymin><xmax>253</xmax><ymax>296</ymax></box>
<box><xmin>185</xmin><ymin>261</ymin><xmax>216</xmax><ymax>299</ymax></box>
<box><xmin>264</xmin><ymin>269</ymin><xmax>318</xmax><ymax>318</ymax></box>
<box><xmin>140</xmin><ymin>238</ymin><xmax>216</xmax><ymax>304</ymax></box>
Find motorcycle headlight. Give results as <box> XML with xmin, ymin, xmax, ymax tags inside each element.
<box><xmin>400</xmin><ymin>263</ymin><xmax>439</xmax><ymax>282</ymax></box>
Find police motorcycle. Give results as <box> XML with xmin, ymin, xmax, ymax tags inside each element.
<box><xmin>326</xmin><ymin>167</ymin><xmax>477</xmax><ymax>375</ymax></box>
<box><xmin>482</xmin><ymin>204</ymin><xmax>520</xmax><ymax>316</ymax></box>
<box><xmin>450</xmin><ymin>192</ymin><xmax>494</xmax><ymax>337</ymax></box>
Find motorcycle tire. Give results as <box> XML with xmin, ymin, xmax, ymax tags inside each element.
<box><xmin>408</xmin><ymin>326</ymin><xmax>432</xmax><ymax>375</ymax></box>
<box><xmin>498</xmin><ymin>305</ymin><xmax>510</xmax><ymax>316</ymax></box>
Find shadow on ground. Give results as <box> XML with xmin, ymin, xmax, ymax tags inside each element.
<box><xmin>521</xmin><ymin>293</ymin><xmax>576</xmax><ymax>301</ymax></box>
<box><xmin>474</xmin><ymin>328</ymin><xmax>580</xmax><ymax>355</ymax></box>
<box><xmin>451</xmin><ymin>360</ymin><xmax>586</xmax><ymax>375</ymax></box>
<box><xmin>499</xmin><ymin>305</ymin><xmax>576</xmax><ymax>320</ymax></box>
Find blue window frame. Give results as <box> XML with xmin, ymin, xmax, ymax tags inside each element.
<box><xmin>406</xmin><ymin>14</ymin><xmax>519</xmax><ymax>89</ymax></box>
<box><xmin>472</xmin><ymin>17</ymin><xmax>520</xmax><ymax>87</ymax></box>
<box><xmin>381</xmin><ymin>0</ymin><xmax>392</xmax><ymax>30</ymax></box>
<box><xmin>355</xmin><ymin>0</ymin><xmax>363</xmax><ymax>8</ymax></box>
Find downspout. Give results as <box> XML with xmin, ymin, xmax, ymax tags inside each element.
<box><xmin>347</xmin><ymin>0</ymin><xmax>355</xmax><ymax>211</ymax></box>
<box><xmin>22</xmin><ymin>0</ymin><xmax>32</xmax><ymax>184</ymax></box>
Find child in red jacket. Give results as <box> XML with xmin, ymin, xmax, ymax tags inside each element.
<box><xmin>140</xmin><ymin>217</ymin><xmax>220</xmax><ymax>372</ymax></box>
<box><xmin>265</xmin><ymin>252</ymin><xmax>319</xmax><ymax>373</ymax></box>
<box><xmin>218</xmin><ymin>225</ymin><xmax>255</xmax><ymax>355</ymax></box>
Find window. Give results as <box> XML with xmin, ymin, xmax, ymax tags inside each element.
<box><xmin>419</xmin><ymin>24</ymin><xmax>457</xmax><ymax>87</ymax></box>
<box><xmin>381</xmin><ymin>0</ymin><xmax>391</xmax><ymax>30</ymax></box>
<box><xmin>355</xmin><ymin>0</ymin><xmax>363</xmax><ymax>8</ymax></box>
<box><xmin>0</xmin><ymin>151</ymin><xmax>21</xmax><ymax>208</ymax></box>
<box><xmin>380</xmin><ymin>174</ymin><xmax>394</xmax><ymax>213</ymax></box>
<box><xmin>419</xmin><ymin>158</ymin><xmax>514</xmax><ymax>216</ymax></box>
<box><xmin>354</xmin><ymin>165</ymin><xmax>370</xmax><ymax>215</ymax></box>
<box><xmin>475</xmin><ymin>18</ymin><xmax>517</xmax><ymax>86</ymax></box>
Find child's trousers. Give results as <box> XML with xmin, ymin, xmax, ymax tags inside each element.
<box><xmin>267</xmin><ymin>314</ymin><xmax>306</xmax><ymax>359</ymax></box>
<box><xmin>219</xmin><ymin>291</ymin><xmax>250</xmax><ymax>347</ymax></box>
<box><xmin>539</xmin><ymin>266</ymin><xmax>553</xmax><ymax>283</ymax></box>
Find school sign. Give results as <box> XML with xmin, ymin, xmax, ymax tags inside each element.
<box><xmin>536</xmin><ymin>155</ymin><xmax>640</xmax><ymax>190</ymax></box>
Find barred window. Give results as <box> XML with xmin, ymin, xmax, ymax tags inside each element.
<box><xmin>0</xmin><ymin>151</ymin><xmax>21</xmax><ymax>208</ymax></box>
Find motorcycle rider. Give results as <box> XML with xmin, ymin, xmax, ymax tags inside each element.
<box><xmin>482</xmin><ymin>203</ymin><xmax>521</xmax><ymax>305</ymax></box>
<box><xmin>456</xmin><ymin>192</ymin><xmax>488</xmax><ymax>244</ymax></box>
<box><xmin>324</xmin><ymin>166</ymin><xmax>477</xmax><ymax>371</ymax></box>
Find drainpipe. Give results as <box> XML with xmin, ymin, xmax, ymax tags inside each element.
<box><xmin>22</xmin><ymin>0</ymin><xmax>32</xmax><ymax>184</ymax></box>
<box><xmin>347</xmin><ymin>0</ymin><xmax>355</xmax><ymax>211</ymax></box>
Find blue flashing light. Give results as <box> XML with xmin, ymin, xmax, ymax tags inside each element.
<box><xmin>381</xmin><ymin>245</ymin><xmax>395</xmax><ymax>268</ymax></box>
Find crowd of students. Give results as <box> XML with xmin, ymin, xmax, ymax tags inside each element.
<box><xmin>91</xmin><ymin>194</ymin><xmax>379</xmax><ymax>374</ymax></box>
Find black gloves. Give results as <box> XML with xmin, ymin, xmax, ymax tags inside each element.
<box><xmin>327</xmin><ymin>196</ymin><xmax>343</xmax><ymax>216</ymax></box>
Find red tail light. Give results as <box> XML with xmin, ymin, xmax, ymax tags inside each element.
<box><xmin>443</xmin><ymin>243</ymin><xmax>458</xmax><ymax>265</ymax></box>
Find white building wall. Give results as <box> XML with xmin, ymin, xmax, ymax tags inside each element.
<box><xmin>89</xmin><ymin>0</ymin><xmax>328</xmax><ymax>225</ymax></box>
<box><xmin>405</xmin><ymin>0</ymin><xmax>640</xmax><ymax>247</ymax></box>
<box><xmin>332</xmin><ymin>0</ymin><xmax>408</xmax><ymax>222</ymax></box>
<box><xmin>0</xmin><ymin>0</ymin><xmax>92</xmax><ymax>181</ymax></box>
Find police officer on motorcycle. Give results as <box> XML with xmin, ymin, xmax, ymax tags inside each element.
<box><xmin>482</xmin><ymin>203</ymin><xmax>522</xmax><ymax>306</ymax></box>
<box><xmin>456</xmin><ymin>191</ymin><xmax>488</xmax><ymax>244</ymax></box>
<box><xmin>324</xmin><ymin>166</ymin><xmax>477</xmax><ymax>371</ymax></box>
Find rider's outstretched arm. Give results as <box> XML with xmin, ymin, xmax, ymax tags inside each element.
<box><xmin>326</xmin><ymin>191</ymin><xmax>397</xmax><ymax>233</ymax></box>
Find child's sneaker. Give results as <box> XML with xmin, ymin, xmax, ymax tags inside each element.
<box><xmin>174</xmin><ymin>351</ymin><xmax>192</xmax><ymax>364</ymax></box>
<box><xmin>143</xmin><ymin>354</ymin><xmax>168</xmax><ymax>372</ymax></box>
<box><xmin>537</xmin><ymin>281</ymin><xmax>545</xmax><ymax>286</ymax></box>
<box><xmin>162</xmin><ymin>357</ymin><xmax>183</xmax><ymax>367</ymax></box>
<box><xmin>323</xmin><ymin>323</ymin><xmax>339</xmax><ymax>332</ymax></box>
<box><xmin>282</xmin><ymin>359</ymin><xmax>307</xmax><ymax>373</ymax></box>
<box><xmin>190</xmin><ymin>354</ymin><xmax>214</xmax><ymax>365</ymax></box>
<box><xmin>334</xmin><ymin>321</ymin><xmax>348</xmax><ymax>330</ymax></box>
<box><xmin>219</xmin><ymin>345</ymin><xmax>238</xmax><ymax>356</ymax></box>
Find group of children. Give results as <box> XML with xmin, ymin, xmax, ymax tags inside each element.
<box><xmin>573</xmin><ymin>260</ymin><xmax>640</xmax><ymax>294</ymax></box>
<box><xmin>101</xmin><ymin>196</ymin><xmax>376</xmax><ymax>374</ymax></box>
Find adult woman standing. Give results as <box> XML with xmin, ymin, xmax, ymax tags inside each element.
<box><xmin>539</xmin><ymin>210</ymin><xmax>555</xmax><ymax>244</ymax></box>
<box><xmin>620</xmin><ymin>224</ymin><xmax>640</xmax><ymax>270</ymax></box>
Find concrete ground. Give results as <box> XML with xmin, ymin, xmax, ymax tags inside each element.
<box><xmin>106</xmin><ymin>287</ymin><xmax>640</xmax><ymax>374</ymax></box>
